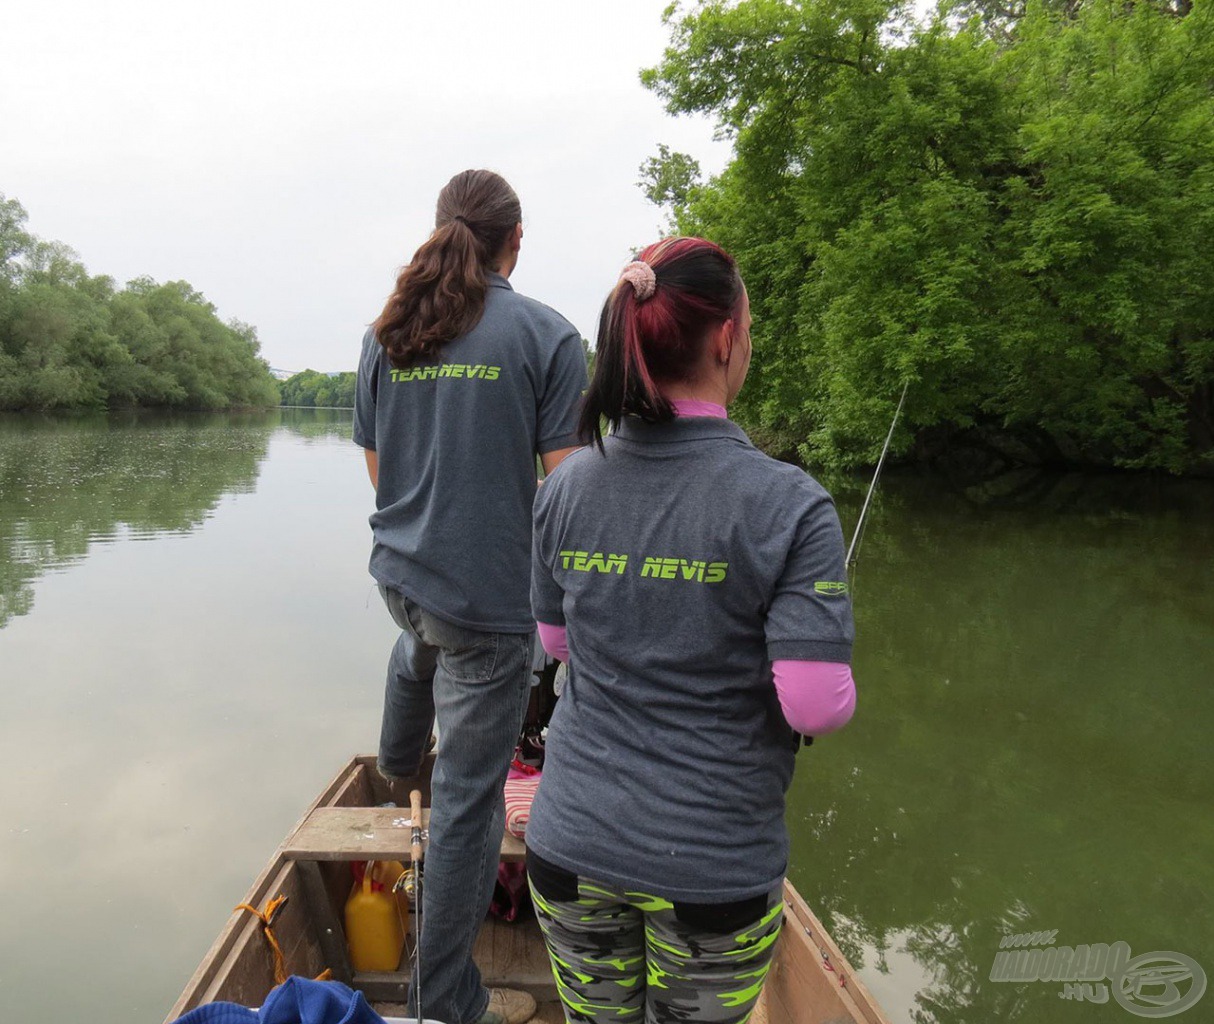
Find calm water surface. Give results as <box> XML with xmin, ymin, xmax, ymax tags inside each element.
<box><xmin>0</xmin><ymin>410</ymin><xmax>1210</xmax><ymax>1024</ymax></box>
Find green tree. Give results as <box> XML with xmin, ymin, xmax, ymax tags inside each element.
<box><xmin>581</xmin><ymin>336</ymin><xmax>596</xmax><ymax>380</ymax></box>
<box><xmin>0</xmin><ymin>195</ymin><xmax>33</xmax><ymax>281</ymax></box>
<box><xmin>639</xmin><ymin>144</ymin><xmax>704</xmax><ymax>229</ymax></box>
<box><xmin>643</xmin><ymin>0</ymin><xmax>1214</xmax><ymax>472</ymax></box>
<box><xmin>279</xmin><ymin>369</ymin><xmax>356</xmax><ymax>408</ymax></box>
<box><xmin>0</xmin><ymin>194</ymin><xmax>279</xmax><ymax>412</ymax></box>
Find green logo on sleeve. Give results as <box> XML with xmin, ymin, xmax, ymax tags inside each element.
<box><xmin>814</xmin><ymin>581</ymin><xmax>849</xmax><ymax>596</ymax></box>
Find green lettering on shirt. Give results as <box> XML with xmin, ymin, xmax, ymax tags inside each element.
<box><xmin>560</xmin><ymin>550</ymin><xmax>629</xmax><ymax>574</ymax></box>
<box><xmin>389</xmin><ymin>363</ymin><xmax>502</xmax><ymax>383</ymax></box>
<box><xmin>592</xmin><ymin>554</ymin><xmax>728</xmax><ymax>584</ymax></box>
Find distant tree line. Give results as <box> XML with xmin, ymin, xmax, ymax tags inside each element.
<box><xmin>642</xmin><ymin>0</ymin><xmax>1214</xmax><ymax>473</ymax></box>
<box><xmin>0</xmin><ymin>194</ymin><xmax>279</xmax><ymax>412</ymax></box>
<box><xmin>279</xmin><ymin>369</ymin><xmax>356</xmax><ymax>408</ymax></box>
<box><xmin>279</xmin><ymin>337</ymin><xmax>593</xmax><ymax>409</ymax></box>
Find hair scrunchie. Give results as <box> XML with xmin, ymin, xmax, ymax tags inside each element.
<box><xmin>619</xmin><ymin>260</ymin><xmax>657</xmax><ymax>302</ymax></box>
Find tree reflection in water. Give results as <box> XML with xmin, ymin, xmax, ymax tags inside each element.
<box><xmin>0</xmin><ymin>411</ymin><xmax>275</xmax><ymax>628</ymax></box>
<box><xmin>790</xmin><ymin>469</ymin><xmax>1214</xmax><ymax>1022</ymax></box>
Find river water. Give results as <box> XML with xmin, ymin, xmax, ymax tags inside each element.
<box><xmin>0</xmin><ymin>410</ymin><xmax>1210</xmax><ymax>1024</ymax></box>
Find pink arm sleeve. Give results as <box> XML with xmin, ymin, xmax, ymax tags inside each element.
<box><xmin>772</xmin><ymin>660</ymin><xmax>856</xmax><ymax>735</ymax></box>
<box><xmin>537</xmin><ymin>621</ymin><xmax>569</xmax><ymax>662</ymax></box>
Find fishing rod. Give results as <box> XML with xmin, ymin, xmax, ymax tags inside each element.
<box><xmin>791</xmin><ymin>383</ymin><xmax>907</xmax><ymax>753</ymax></box>
<box><xmin>394</xmin><ymin>789</ymin><xmax>426</xmax><ymax>1024</ymax></box>
<box><xmin>846</xmin><ymin>381</ymin><xmax>910</xmax><ymax>573</ymax></box>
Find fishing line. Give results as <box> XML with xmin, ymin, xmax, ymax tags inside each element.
<box><xmin>846</xmin><ymin>381</ymin><xmax>909</xmax><ymax>576</ymax></box>
<box><xmin>793</xmin><ymin>382</ymin><xmax>907</xmax><ymax>752</ymax></box>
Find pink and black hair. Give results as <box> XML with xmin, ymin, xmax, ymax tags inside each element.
<box><xmin>579</xmin><ymin>237</ymin><xmax>743</xmax><ymax>449</ymax></box>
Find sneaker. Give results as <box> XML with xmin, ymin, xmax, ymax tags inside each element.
<box><xmin>476</xmin><ymin>987</ymin><xmax>538</xmax><ymax>1024</ymax></box>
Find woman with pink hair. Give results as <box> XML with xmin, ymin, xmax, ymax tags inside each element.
<box><xmin>527</xmin><ymin>237</ymin><xmax>857</xmax><ymax>1024</ymax></box>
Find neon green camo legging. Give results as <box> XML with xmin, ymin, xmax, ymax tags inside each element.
<box><xmin>527</xmin><ymin>854</ymin><xmax>784</xmax><ymax>1024</ymax></box>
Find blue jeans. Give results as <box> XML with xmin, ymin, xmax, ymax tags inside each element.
<box><xmin>377</xmin><ymin>585</ymin><xmax>533</xmax><ymax>1024</ymax></box>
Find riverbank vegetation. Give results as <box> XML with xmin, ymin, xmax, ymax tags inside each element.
<box><xmin>278</xmin><ymin>370</ymin><xmax>356</xmax><ymax>408</ymax></box>
<box><xmin>643</xmin><ymin>0</ymin><xmax>1214</xmax><ymax>473</ymax></box>
<box><xmin>0</xmin><ymin>195</ymin><xmax>279</xmax><ymax>412</ymax></box>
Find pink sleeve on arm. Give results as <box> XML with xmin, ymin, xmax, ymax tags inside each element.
<box><xmin>772</xmin><ymin>660</ymin><xmax>856</xmax><ymax>735</ymax></box>
<box><xmin>537</xmin><ymin>621</ymin><xmax>569</xmax><ymax>662</ymax></box>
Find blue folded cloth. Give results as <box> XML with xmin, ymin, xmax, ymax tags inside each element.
<box><xmin>174</xmin><ymin>977</ymin><xmax>387</xmax><ymax>1024</ymax></box>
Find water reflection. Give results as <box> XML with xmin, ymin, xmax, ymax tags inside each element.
<box><xmin>788</xmin><ymin>470</ymin><xmax>1214</xmax><ymax>1022</ymax></box>
<box><xmin>276</xmin><ymin>406</ymin><xmax>358</xmax><ymax>441</ymax></box>
<box><xmin>0</xmin><ymin>408</ymin><xmax>384</xmax><ymax>1024</ymax></box>
<box><xmin>0</xmin><ymin>411</ymin><xmax>275</xmax><ymax>628</ymax></box>
<box><xmin>1</xmin><ymin>413</ymin><xmax>1211</xmax><ymax>1024</ymax></box>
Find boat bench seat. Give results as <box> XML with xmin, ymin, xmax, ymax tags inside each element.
<box><xmin>281</xmin><ymin>805</ymin><xmax>526</xmax><ymax>863</ymax></box>
<box><xmin>277</xmin><ymin>803</ymin><xmax>528</xmax><ymax>1005</ymax></box>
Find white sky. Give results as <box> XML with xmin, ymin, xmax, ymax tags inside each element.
<box><xmin>0</xmin><ymin>0</ymin><xmax>731</xmax><ymax>373</ymax></box>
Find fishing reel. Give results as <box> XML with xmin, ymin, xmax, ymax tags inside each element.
<box><xmin>393</xmin><ymin>866</ymin><xmax>423</xmax><ymax>904</ymax></box>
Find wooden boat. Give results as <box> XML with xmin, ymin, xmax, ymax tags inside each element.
<box><xmin>165</xmin><ymin>755</ymin><xmax>891</xmax><ymax>1024</ymax></box>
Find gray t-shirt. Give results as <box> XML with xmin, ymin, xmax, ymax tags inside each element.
<box><xmin>528</xmin><ymin>415</ymin><xmax>854</xmax><ymax>901</ymax></box>
<box><xmin>354</xmin><ymin>273</ymin><xmax>586</xmax><ymax>632</ymax></box>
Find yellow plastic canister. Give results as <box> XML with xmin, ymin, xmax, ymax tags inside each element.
<box><xmin>370</xmin><ymin>859</ymin><xmax>411</xmax><ymax>919</ymax></box>
<box><xmin>344</xmin><ymin>860</ymin><xmax>407</xmax><ymax>972</ymax></box>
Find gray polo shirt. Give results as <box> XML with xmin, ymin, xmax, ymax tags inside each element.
<box><xmin>528</xmin><ymin>415</ymin><xmax>854</xmax><ymax>901</ymax></box>
<box><xmin>354</xmin><ymin>273</ymin><xmax>586</xmax><ymax>633</ymax></box>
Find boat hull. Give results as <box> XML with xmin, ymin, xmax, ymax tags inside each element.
<box><xmin>165</xmin><ymin>756</ymin><xmax>889</xmax><ymax>1024</ymax></box>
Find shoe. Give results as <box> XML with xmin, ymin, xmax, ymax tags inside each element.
<box><xmin>476</xmin><ymin>987</ymin><xmax>538</xmax><ymax>1024</ymax></box>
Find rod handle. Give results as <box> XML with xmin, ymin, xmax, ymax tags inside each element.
<box><xmin>410</xmin><ymin>789</ymin><xmax>424</xmax><ymax>863</ymax></box>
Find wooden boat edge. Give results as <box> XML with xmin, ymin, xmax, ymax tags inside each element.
<box><xmin>775</xmin><ymin>881</ymin><xmax>892</xmax><ymax>1024</ymax></box>
<box><xmin>164</xmin><ymin>758</ymin><xmax>365</xmax><ymax>1020</ymax></box>
<box><xmin>165</xmin><ymin>756</ymin><xmax>892</xmax><ymax>1024</ymax></box>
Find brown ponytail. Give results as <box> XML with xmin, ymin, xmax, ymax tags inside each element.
<box><xmin>373</xmin><ymin>169</ymin><xmax>521</xmax><ymax>368</ymax></box>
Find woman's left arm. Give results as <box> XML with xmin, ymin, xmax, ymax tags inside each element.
<box><xmin>765</xmin><ymin>494</ymin><xmax>857</xmax><ymax>735</ymax></box>
<box><xmin>772</xmin><ymin>660</ymin><xmax>855</xmax><ymax>735</ymax></box>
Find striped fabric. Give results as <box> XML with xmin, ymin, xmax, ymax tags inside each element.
<box><xmin>504</xmin><ymin>767</ymin><xmax>541</xmax><ymax>839</ymax></box>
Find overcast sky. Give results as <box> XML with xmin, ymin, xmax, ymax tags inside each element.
<box><xmin>0</xmin><ymin>1</ymin><xmax>732</xmax><ymax>373</ymax></box>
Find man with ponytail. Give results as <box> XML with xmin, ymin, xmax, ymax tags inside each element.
<box><xmin>527</xmin><ymin>237</ymin><xmax>857</xmax><ymax>1024</ymax></box>
<box><xmin>354</xmin><ymin>169</ymin><xmax>585</xmax><ymax>1024</ymax></box>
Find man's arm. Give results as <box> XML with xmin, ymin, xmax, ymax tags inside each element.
<box><xmin>363</xmin><ymin>447</ymin><xmax>378</xmax><ymax>489</ymax></box>
<box><xmin>540</xmin><ymin>446</ymin><xmax>579</xmax><ymax>477</ymax></box>
<box><xmin>536</xmin><ymin>330</ymin><xmax>588</xmax><ymax>479</ymax></box>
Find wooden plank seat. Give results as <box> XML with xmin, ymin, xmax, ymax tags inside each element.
<box><xmin>279</xmin><ymin>798</ymin><xmax>528</xmax><ymax>1002</ymax></box>
<box><xmin>281</xmin><ymin>805</ymin><xmax>526</xmax><ymax>862</ymax></box>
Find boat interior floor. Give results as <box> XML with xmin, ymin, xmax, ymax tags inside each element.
<box><xmin>379</xmin><ymin>913</ymin><xmax>772</xmax><ymax>1024</ymax></box>
<box><xmin>374</xmin><ymin>996</ymin><xmax>771</xmax><ymax>1024</ymax></box>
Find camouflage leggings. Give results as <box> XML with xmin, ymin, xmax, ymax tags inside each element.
<box><xmin>527</xmin><ymin>851</ymin><xmax>783</xmax><ymax>1024</ymax></box>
